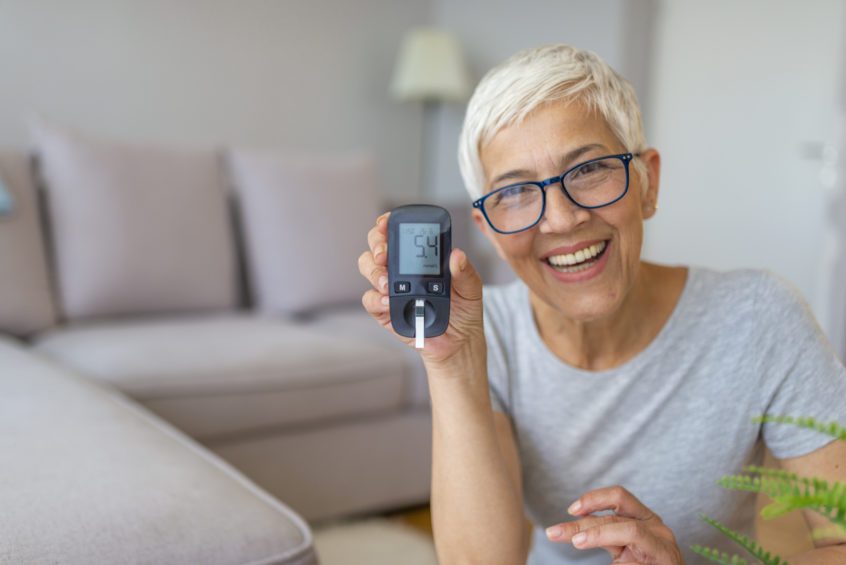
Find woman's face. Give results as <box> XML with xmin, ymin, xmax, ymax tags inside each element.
<box><xmin>474</xmin><ymin>99</ymin><xmax>660</xmax><ymax>322</ymax></box>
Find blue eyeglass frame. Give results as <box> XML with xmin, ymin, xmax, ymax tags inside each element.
<box><xmin>472</xmin><ymin>152</ymin><xmax>637</xmax><ymax>234</ymax></box>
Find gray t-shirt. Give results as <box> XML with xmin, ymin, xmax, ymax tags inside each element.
<box><xmin>483</xmin><ymin>266</ymin><xmax>846</xmax><ymax>564</ymax></box>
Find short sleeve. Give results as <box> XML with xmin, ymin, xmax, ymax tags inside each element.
<box><xmin>483</xmin><ymin>285</ymin><xmax>513</xmax><ymax>415</ymax></box>
<box><xmin>756</xmin><ymin>272</ymin><xmax>846</xmax><ymax>459</ymax></box>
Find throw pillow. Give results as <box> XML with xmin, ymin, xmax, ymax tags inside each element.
<box><xmin>228</xmin><ymin>150</ymin><xmax>380</xmax><ymax>315</ymax></box>
<box><xmin>33</xmin><ymin>122</ymin><xmax>238</xmax><ymax>320</ymax></box>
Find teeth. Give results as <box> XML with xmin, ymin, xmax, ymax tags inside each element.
<box><xmin>547</xmin><ymin>241</ymin><xmax>607</xmax><ymax>267</ymax></box>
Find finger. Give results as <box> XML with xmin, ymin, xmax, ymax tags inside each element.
<box><xmin>546</xmin><ymin>515</ymin><xmax>626</xmax><ymax>559</ymax></box>
<box><xmin>569</xmin><ymin>486</ymin><xmax>655</xmax><ymax>520</ymax></box>
<box><xmin>449</xmin><ymin>248</ymin><xmax>483</xmax><ymax>302</ymax></box>
<box><xmin>545</xmin><ymin>515</ymin><xmax>624</xmax><ymax>543</ymax></box>
<box><xmin>367</xmin><ymin>228</ymin><xmax>387</xmax><ymax>266</ymax></box>
<box><xmin>570</xmin><ymin>520</ymin><xmax>662</xmax><ymax>557</ymax></box>
<box><xmin>367</xmin><ymin>214</ymin><xmax>389</xmax><ymax>265</ymax></box>
<box><xmin>361</xmin><ymin>288</ymin><xmax>389</xmax><ymax>317</ymax></box>
<box><xmin>357</xmin><ymin>251</ymin><xmax>388</xmax><ymax>292</ymax></box>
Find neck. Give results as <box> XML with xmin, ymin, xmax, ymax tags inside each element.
<box><xmin>529</xmin><ymin>262</ymin><xmax>670</xmax><ymax>371</ymax></box>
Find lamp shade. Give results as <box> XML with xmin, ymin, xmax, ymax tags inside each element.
<box><xmin>390</xmin><ymin>28</ymin><xmax>471</xmax><ymax>102</ymax></box>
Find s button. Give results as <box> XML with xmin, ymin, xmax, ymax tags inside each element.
<box><xmin>427</xmin><ymin>281</ymin><xmax>444</xmax><ymax>295</ymax></box>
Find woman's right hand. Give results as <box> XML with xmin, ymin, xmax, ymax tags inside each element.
<box><xmin>358</xmin><ymin>211</ymin><xmax>485</xmax><ymax>368</ymax></box>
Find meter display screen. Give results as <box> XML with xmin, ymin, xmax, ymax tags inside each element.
<box><xmin>398</xmin><ymin>223</ymin><xmax>440</xmax><ymax>275</ymax></box>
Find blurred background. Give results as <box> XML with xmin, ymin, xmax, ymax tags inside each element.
<box><xmin>1</xmin><ymin>0</ymin><xmax>844</xmax><ymax>351</ymax></box>
<box><xmin>1</xmin><ymin>1</ymin><xmax>845</xmax><ymax>563</ymax></box>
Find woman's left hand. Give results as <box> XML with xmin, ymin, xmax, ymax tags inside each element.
<box><xmin>545</xmin><ymin>485</ymin><xmax>684</xmax><ymax>564</ymax></box>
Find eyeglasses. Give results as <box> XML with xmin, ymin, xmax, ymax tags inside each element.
<box><xmin>473</xmin><ymin>153</ymin><xmax>637</xmax><ymax>234</ymax></box>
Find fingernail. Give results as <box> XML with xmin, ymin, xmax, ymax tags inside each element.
<box><xmin>572</xmin><ymin>532</ymin><xmax>586</xmax><ymax>547</ymax></box>
<box><xmin>545</xmin><ymin>526</ymin><xmax>562</xmax><ymax>539</ymax></box>
<box><xmin>378</xmin><ymin>276</ymin><xmax>387</xmax><ymax>290</ymax></box>
<box><xmin>381</xmin><ymin>296</ymin><xmax>389</xmax><ymax>306</ymax></box>
<box><xmin>459</xmin><ymin>256</ymin><xmax>467</xmax><ymax>272</ymax></box>
<box><xmin>375</xmin><ymin>245</ymin><xmax>385</xmax><ymax>258</ymax></box>
<box><xmin>567</xmin><ymin>500</ymin><xmax>581</xmax><ymax>515</ymax></box>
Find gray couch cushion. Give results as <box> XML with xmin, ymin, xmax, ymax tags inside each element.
<box><xmin>0</xmin><ymin>335</ymin><xmax>316</xmax><ymax>565</ymax></box>
<box><xmin>0</xmin><ymin>150</ymin><xmax>57</xmax><ymax>337</ymax></box>
<box><xmin>307</xmin><ymin>307</ymin><xmax>430</xmax><ymax>408</ymax></box>
<box><xmin>33</xmin><ymin>314</ymin><xmax>409</xmax><ymax>440</ymax></box>
<box><xmin>33</xmin><ymin>122</ymin><xmax>238</xmax><ymax>321</ymax></box>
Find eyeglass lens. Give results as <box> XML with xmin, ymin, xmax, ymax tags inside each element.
<box><xmin>483</xmin><ymin>156</ymin><xmax>628</xmax><ymax>233</ymax></box>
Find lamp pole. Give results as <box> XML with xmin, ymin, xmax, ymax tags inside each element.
<box><xmin>419</xmin><ymin>100</ymin><xmax>435</xmax><ymax>199</ymax></box>
<box><xmin>389</xmin><ymin>28</ymin><xmax>472</xmax><ymax>201</ymax></box>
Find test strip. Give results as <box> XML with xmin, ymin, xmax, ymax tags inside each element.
<box><xmin>415</xmin><ymin>299</ymin><xmax>425</xmax><ymax>349</ymax></box>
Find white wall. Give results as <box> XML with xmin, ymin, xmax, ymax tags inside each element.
<box><xmin>0</xmin><ymin>0</ymin><xmax>429</xmax><ymax>200</ymax></box>
<box><xmin>0</xmin><ymin>0</ymin><xmax>649</xmax><ymax>210</ymax></box>
<box><xmin>643</xmin><ymin>0</ymin><xmax>846</xmax><ymax>323</ymax></box>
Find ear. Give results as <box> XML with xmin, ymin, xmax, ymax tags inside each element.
<box><xmin>472</xmin><ymin>208</ymin><xmax>507</xmax><ymax>261</ymax></box>
<box><xmin>638</xmin><ymin>148</ymin><xmax>661</xmax><ymax>220</ymax></box>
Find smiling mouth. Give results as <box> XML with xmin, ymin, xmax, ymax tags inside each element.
<box><xmin>544</xmin><ymin>240</ymin><xmax>609</xmax><ymax>273</ymax></box>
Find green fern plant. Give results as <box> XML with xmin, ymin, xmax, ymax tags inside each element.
<box><xmin>693</xmin><ymin>416</ymin><xmax>846</xmax><ymax>564</ymax></box>
<box><xmin>690</xmin><ymin>544</ymin><xmax>749</xmax><ymax>564</ymax></box>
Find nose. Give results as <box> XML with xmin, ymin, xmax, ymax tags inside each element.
<box><xmin>538</xmin><ymin>184</ymin><xmax>590</xmax><ymax>234</ymax></box>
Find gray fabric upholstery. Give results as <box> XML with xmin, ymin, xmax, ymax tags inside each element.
<box><xmin>33</xmin><ymin>122</ymin><xmax>238</xmax><ymax>320</ymax></box>
<box><xmin>228</xmin><ymin>150</ymin><xmax>379</xmax><ymax>315</ymax></box>
<box><xmin>0</xmin><ymin>150</ymin><xmax>57</xmax><ymax>337</ymax></box>
<box><xmin>33</xmin><ymin>314</ymin><xmax>409</xmax><ymax>440</ymax></box>
<box><xmin>308</xmin><ymin>306</ymin><xmax>430</xmax><ymax>408</ymax></box>
<box><xmin>211</xmin><ymin>410</ymin><xmax>432</xmax><ymax>522</ymax></box>
<box><xmin>0</xmin><ymin>336</ymin><xmax>316</xmax><ymax>565</ymax></box>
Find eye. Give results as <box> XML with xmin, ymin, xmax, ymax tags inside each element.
<box><xmin>501</xmin><ymin>184</ymin><xmax>530</xmax><ymax>198</ymax></box>
<box><xmin>573</xmin><ymin>161</ymin><xmax>609</xmax><ymax>177</ymax></box>
<box><xmin>490</xmin><ymin>184</ymin><xmax>538</xmax><ymax>207</ymax></box>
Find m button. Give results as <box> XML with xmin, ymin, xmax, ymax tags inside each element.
<box><xmin>394</xmin><ymin>281</ymin><xmax>411</xmax><ymax>293</ymax></box>
<box><xmin>427</xmin><ymin>281</ymin><xmax>444</xmax><ymax>295</ymax></box>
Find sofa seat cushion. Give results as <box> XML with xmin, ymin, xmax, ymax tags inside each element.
<box><xmin>0</xmin><ymin>336</ymin><xmax>315</xmax><ymax>564</ymax></box>
<box><xmin>33</xmin><ymin>314</ymin><xmax>408</xmax><ymax>440</ymax></box>
<box><xmin>306</xmin><ymin>306</ymin><xmax>430</xmax><ymax>408</ymax></box>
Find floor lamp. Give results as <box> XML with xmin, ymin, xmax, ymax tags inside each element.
<box><xmin>390</xmin><ymin>28</ymin><xmax>471</xmax><ymax>200</ymax></box>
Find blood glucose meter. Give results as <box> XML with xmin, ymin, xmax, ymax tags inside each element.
<box><xmin>387</xmin><ymin>205</ymin><xmax>451</xmax><ymax>349</ymax></box>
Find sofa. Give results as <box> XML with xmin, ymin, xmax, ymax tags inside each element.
<box><xmin>0</xmin><ymin>122</ymin><xmax>460</xmax><ymax>563</ymax></box>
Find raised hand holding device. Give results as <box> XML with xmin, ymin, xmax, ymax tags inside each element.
<box><xmin>387</xmin><ymin>205</ymin><xmax>451</xmax><ymax>349</ymax></box>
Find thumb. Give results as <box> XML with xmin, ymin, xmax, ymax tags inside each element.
<box><xmin>449</xmin><ymin>248</ymin><xmax>483</xmax><ymax>301</ymax></box>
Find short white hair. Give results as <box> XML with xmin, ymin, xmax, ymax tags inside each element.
<box><xmin>458</xmin><ymin>44</ymin><xmax>647</xmax><ymax>200</ymax></box>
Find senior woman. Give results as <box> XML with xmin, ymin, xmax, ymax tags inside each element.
<box><xmin>358</xmin><ymin>44</ymin><xmax>846</xmax><ymax>564</ymax></box>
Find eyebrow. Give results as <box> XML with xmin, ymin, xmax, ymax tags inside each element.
<box><xmin>488</xmin><ymin>143</ymin><xmax>608</xmax><ymax>189</ymax></box>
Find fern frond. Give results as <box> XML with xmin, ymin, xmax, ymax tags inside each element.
<box><xmin>717</xmin><ymin>471</ymin><xmax>846</xmax><ymax>527</ymax></box>
<box><xmin>752</xmin><ymin>415</ymin><xmax>846</xmax><ymax>441</ymax></box>
<box><xmin>699</xmin><ymin>514</ymin><xmax>789</xmax><ymax>565</ymax></box>
<box><xmin>691</xmin><ymin>544</ymin><xmax>749</xmax><ymax>564</ymax></box>
<box><xmin>811</xmin><ymin>524</ymin><xmax>846</xmax><ymax>541</ymax></box>
<box><xmin>741</xmin><ymin>465</ymin><xmax>801</xmax><ymax>482</ymax></box>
